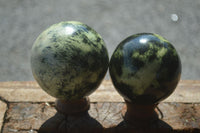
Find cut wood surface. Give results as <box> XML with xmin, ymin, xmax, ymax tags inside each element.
<box><xmin>1</xmin><ymin>102</ymin><xmax>200</xmax><ymax>132</ymax></box>
<box><xmin>0</xmin><ymin>80</ymin><xmax>200</xmax><ymax>103</ymax></box>
<box><xmin>0</xmin><ymin>80</ymin><xmax>200</xmax><ymax>132</ymax></box>
<box><xmin>0</xmin><ymin>101</ymin><xmax>7</xmax><ymax>132</ymax></box>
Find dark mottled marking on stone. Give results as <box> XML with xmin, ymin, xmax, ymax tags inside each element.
<box><xmin>112</xmin><ymin>79</ymin><xmax>160</xmax><ymax>104</ymax></box>
<box><xmin>53</xmin><ymin>54</ymin><xmax>57</xmax><ymax>58</ymax></box>
<box><xmin>72</xmin><ymin>32</ymin><xmax>78</xmax><ymax>36</ymax></box>
<box><xmin>41</xmin><ymin>57</ymin><xmax>46</xmax><ymax>63</ymax></box>
<box><xmin>79</xmin><ymin>25</ymin><xmax>89</xmax><ymax>33</ymax></box>
<box><xmin>31</xmin><ymin>21</ymin><xmax>109</xmax><ymax>100</ymax></box>
<box><xmin>150</xmin><ymin>40</ymin><xmax>163</xmax><ymax>47</ymax></box>
<box><xmin>114</xmin><ymin>81</ymin><xmax>137</xmax><ymax>102</ymax></box>
<box><xmin>127</xmin><ymin>73</ymin><xmax>135</xmax><ymax>79</ymax></box>
<box><xmin>138</xmin><ymin>46</ymin><xmax>148</xmax><ymax>54</ymax></box>
<box><xmin>83</xmin><ymin>38</ymin><xmax>88</xmax><ymax>44</ymax></box>
<box><xmin>54</xmin><ymin>45</ymin><xmax>59</xmax><ymax>49</ymax></box>
<box><xmin>57</xmin><ymin>87</ymin><xmax>64</xmax><ymax>97</ymax></box>
<box><xmin>109</xmin><ymin>33</ymin><xmax>181</xmax><ymax>104</ymax></box>
<box><xmin>148</xmin><ymin>53</ymin><xmax>157</xmax><ymax>62</ymax></box>
<box><xmin>97</xmin><ymin>37</ymin><xmax>101</xmax><ymax>42</ymax></box>
<box><xmin>87</xmin><ymin>51</ymin><xmax>101</xmax><ymax>72</ymax></box>
<box><xmin>100</xmin><ymin>46</ymin><xmax>109</xmax><ymax>67</ymax></box>
<box><xmin>83</xmin><ymin>37</ymin><xmax>97</xmax><ymax>48</ymax></box>
<box><xmin>47</xmin><ymin>30</ymin><xmax>53</xmax><ymax>35</ymax></box>
<box><xmin>158</xmin><ymin>50</ymin><xmax>181</xmax><ymax>82</ymax></box>
<box><xmin>71</xmin><ymin>53</ymin><xmax>88</xmax><ymax>68</ymax></box>
<box><xmin>57</xmin><ymin>82</ymin><xmax>65</xmax><ymax>91</ymax></box>
<box><xmin>38</xmin><ymin>70</ymin><xmax>46</xmax><ymax>76</ymax></box>
<box><xmin>110</xmin><ymin>46</ymin><xmax>124</xmax><ymax>77</ymax></box>
<box><xmin>42</xmin><ymin>49</ymin><xmax>47</xmax><ymax>53</ymax></box>
<box><xmin>163</xmin><ymin>42</ymin><xmax>169</xmax><ymax>48</ymax></box>
<box><xmin>65</xmin><ymin>40</ymin><xmax>72</xmax><ymax>45</ymax></box>
<box><xmin>65</xmin><ymin>47</ymin><xmax>69</xmax><ymax>51</ymax></box>
<box><xmin>69</xmin><ymin>38</ymin><xmax>80</xmax><ymax>43</ymax></box>
<box><xmin>110</xmin><ymin>58</ymin><xmax>123</xmax><ymax>77</ymax></box>
<box><xmin>50</xmin><ymin>34</ymin><xmax>57</xmax><ymax>42</ymax></box>
<box><xmin>131</xmin><ymin>58</ymin><xmax>145</xmax><ymax>69</ymax></box>
<box><xmin>78</xmin><ymin>28</ymin><xmax>85</xmax><ymax>34</ymax></box>
<box><xmin>46</xmin><ymin>46</ymin><xmax>51</xmax><ymax>49</ymax></box>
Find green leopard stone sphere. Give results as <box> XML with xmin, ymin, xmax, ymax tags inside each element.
<box><xmin>109</xmin><ymin>33</ymin><xmax>181</xmax><ymax>104</ymax></box>
<box><xmin>31</xmin><ymin>21</ymin><xmax>109</xmax><ymax>100</ymax></box>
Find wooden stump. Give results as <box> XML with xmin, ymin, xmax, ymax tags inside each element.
<box><xmin>0</xmin><ymin>80</ymin><xmax>200</xmax><ymax>132</ymax></box>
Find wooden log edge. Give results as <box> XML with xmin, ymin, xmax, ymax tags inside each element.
<box><xmin>0</xmin><ymin>80</ymin><xmax>199</xmax><ymax>103</ymax></box>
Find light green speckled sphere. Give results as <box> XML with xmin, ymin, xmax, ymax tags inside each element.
<box><xmin>31</xmin><ymin>21</ymin><xmax>109</xmax><ymax>100</ymax></box>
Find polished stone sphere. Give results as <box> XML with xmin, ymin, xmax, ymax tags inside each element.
<box><xmin>109</xmin><ymin>33</ymin><xmax>181</xmax><ymax>104</ymax></box>
<box><xmin>31</xmin><ymin>21</ymin><xmax>109</xmax><ymax>100</ymax></box>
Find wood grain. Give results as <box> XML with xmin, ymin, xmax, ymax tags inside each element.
<box><xmin>1</xmin><ymin>102</ymin><xmax>200</xmax><ymax>132</ymax></box>
<box><xmin>0</xmin><ymin>80</ymin><xmax>200</xmax><ymax>132</ymax></box>
<box><xmin>0</xmin><ymin>80</ymin><xmax>200</xmax><ymax>103</ymax></box>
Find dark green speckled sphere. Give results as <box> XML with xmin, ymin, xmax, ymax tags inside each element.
<box><xmin>31</xmin><ymin>21</ymin><xmax>109</xmax><ymax>100</ymax></box>
<box><xmin>109</xmin><ymin>33</ymin><xmax>181</xmax><ymax>104</ymax></box>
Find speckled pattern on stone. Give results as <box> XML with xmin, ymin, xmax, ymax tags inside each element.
<box><xmin>109</xmin><ymin>33</ymin><xmax>181</xmax><ymax>104</ymax></box>
<box><xmin>31</xmin><ymin>21</ymin><xmax>109</xmax><ymax>100</ymax></box>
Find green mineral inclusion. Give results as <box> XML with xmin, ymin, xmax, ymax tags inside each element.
<box><xmin>110</xmin><ymin>33</ymin><xmax>181</xmax><ymax>104</ymax></box>
<box><xmin>31</xmin><ymin>21</ymin><xmax>109</xmax><ymax>99</ymax></box>
<box><xmin>121</xmin><ymin>49</ymin><xmax>168</xmax><ymax>95</ymax></box>
<box><xmin>33</xmin><ymin>21</ymin><xmax>103</xmax><ymax>54</ymax></box>
<box><xmin>113</xmin><ymin>34</ymin><xmax>172</xmax><ymax>95</ymax></box>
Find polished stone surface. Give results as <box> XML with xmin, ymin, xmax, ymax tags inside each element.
<box><xmin>31</xmin><ymin>21</ymin><xmax>109</xmax><ymax>99</ymax></box>
<box><xmin>109</xmin><ymin>33</ymin><xmax>181</xmax><ymax>104</ymax></box>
